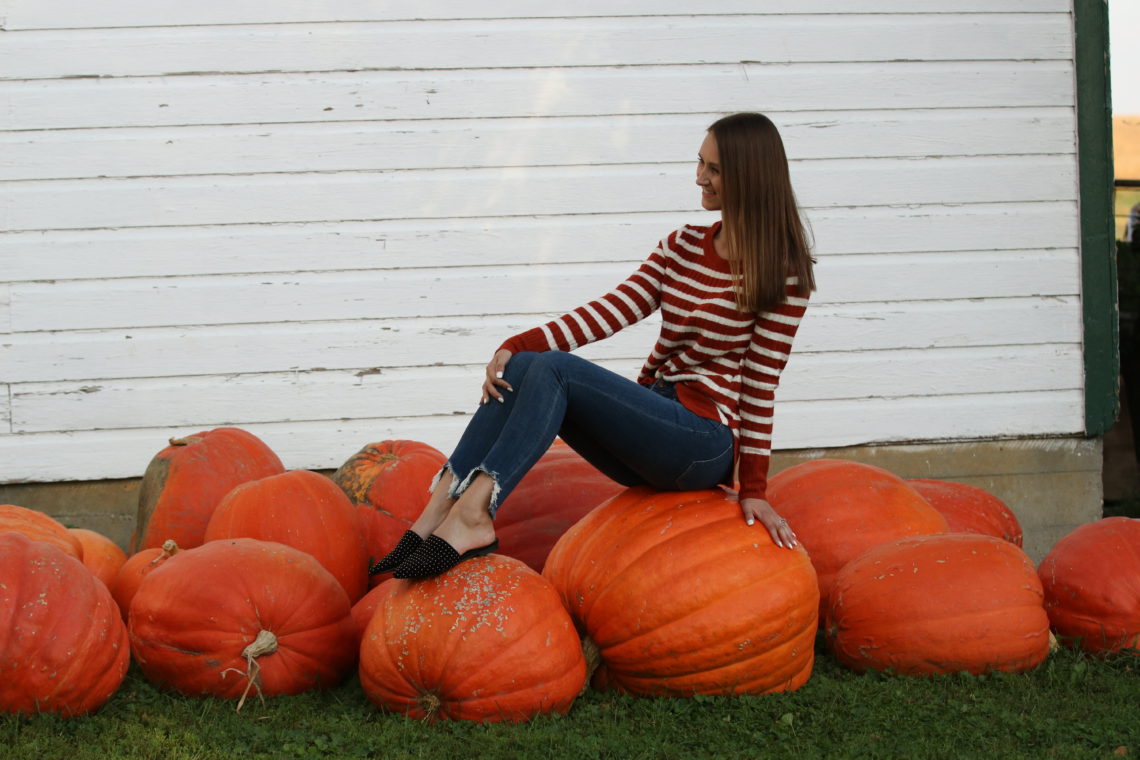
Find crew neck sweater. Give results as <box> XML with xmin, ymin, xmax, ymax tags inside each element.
<box><xmin>498</xmin><ymin>222</ymin><xmax>808</xmax><ymax>501</ymax></box>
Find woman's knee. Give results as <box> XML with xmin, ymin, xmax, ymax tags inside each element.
<box><xmin>502</xmin><ymin>351</ymin><xmax>538</xmax><ymax>384</ymax></box>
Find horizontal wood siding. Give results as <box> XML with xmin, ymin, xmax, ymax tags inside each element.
<box><xmin>0</xmin><ymin>2</ymin><xmax>1083</xmax><ymax>482</ymax></box>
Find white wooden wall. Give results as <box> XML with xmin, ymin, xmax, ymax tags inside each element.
<box><xmin>0</xmin><ymin>0</ymin><xmax>1083</xmax><ymax>483</ymax></box>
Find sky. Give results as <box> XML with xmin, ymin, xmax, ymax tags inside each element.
<box><xmin>1111</xmin><ymin>1</ymin><xmax>1139</xmax><ymax>115</ymax></box>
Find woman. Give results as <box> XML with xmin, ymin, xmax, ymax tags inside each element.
<box><xmin>376</xmin><ymin>112</ymin><xmax>816</xmax><ymax>580</ymax></box>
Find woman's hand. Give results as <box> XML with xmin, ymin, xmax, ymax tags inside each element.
<box><xmin>739</xmin><ymin>497</ymin><xmax>797</xmax><ymax>549</ymax></box>
<box><xmin>480</xmin><ymin>349</ymin><xmax>514</xmax><ymax>405</ymax></box>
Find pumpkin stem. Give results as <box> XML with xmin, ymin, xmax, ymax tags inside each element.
<box><xmin>579</xmin><ymin>636</ymin><xmax>602</xmax><ymax>696</ymax></box>
<box><xmin>168</xmin><ymin>436</ymin><xmax>204</xmax><ymax>447</ymax></box>
<box><xmin>418</xmin><ymin>692</ymin><xmax>442</xmax><ymax>721</ymax></box>
<box><xmin>146</xmin><ymin>540</ymin><xmax>180</xmax><ymax>567</ymax></box>
<box><xmin>223</xmin><ymin>629</ymin><xmax>278</xmax><ymax>712</ymax></box>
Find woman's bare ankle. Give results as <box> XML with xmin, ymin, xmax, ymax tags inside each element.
<box><xmin>432</xmin><ymin>476</ymin><xmax>496</xmax><ymax>553</ymax></box>
<box><xmin>409</xmin><ymin>473</ymin><xmax>457</xmax><ymax>538</ymax></box>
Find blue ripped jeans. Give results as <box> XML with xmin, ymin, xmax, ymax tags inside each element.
<box><xmin>443</xmin><ymin>351</ymin><xmax>734</xmax><ymax>517</ymax></box>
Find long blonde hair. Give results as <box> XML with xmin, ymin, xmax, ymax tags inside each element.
<box><xmin>708</xmin><ymin>113</ymin><xmax>815</xmax><ymax>313</ymax></box>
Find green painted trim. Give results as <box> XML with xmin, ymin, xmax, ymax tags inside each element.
<box><xmin>1075</xmin><ymin>0</ymin><xmax>1119</xmax><ymax>435</ymax></box>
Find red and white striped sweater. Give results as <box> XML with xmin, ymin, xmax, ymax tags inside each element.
<box><xmin>499</xmin><ymin>222</ymin><xmax>808</xmax><ymax>501</ymax></box>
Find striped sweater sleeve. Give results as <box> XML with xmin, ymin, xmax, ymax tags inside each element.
<box><xmin>736</xmin><ymin>280</ymin><xmax>809</xmax><ymax>501</ymax></box>
<box><xmin>498</xmin><ymin>244</ymin><xmax>667</xmax><ymax>355</ymax></box>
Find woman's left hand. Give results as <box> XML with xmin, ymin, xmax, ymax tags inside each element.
<box><xmin>739</xmin><ymin>497</ymin><xmax>797</xmax><ymax>549</ymax></box>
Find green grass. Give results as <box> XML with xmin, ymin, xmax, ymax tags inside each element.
<box><xmin>5</xmin><ymin>645</ymin><xmax>1137</xmax><ymax>760</ymax></box>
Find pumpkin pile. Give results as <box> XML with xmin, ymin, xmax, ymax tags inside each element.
<box><xmin>3</xmin><ymin>429</ymin><xmax>1138</xmax><ymax>721</ymax></box>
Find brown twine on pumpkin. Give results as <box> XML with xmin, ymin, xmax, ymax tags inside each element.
<box><xmin>221</xmin><ymin>629</ymin><xmax>278</xmax><ymax>712</ymax></box>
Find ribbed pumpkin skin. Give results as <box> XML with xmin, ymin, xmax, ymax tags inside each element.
<box><xmin>330</xmin><ymin>440</ymin><xmax>446</xmax><ymax>564</ymax></box>
<box><xmin>767</xmin><ymin>459</ymin><xmax>949</xmax><ymax>620</ymax></box>
<box><xmin>110</xmin><ymin>540</ymin><xmax>180</xmax><ymax>621</ymax></box>
<box><xmin>543</xmin><ymin>486</ymin><xmax>819</xmax><ymax>696</ymax></box>
<box><xmin>495</xmin><ymin>441</ymin><xmax>625</xmax><ymax>572</ymax></box>
<box><xmin>1038</xmin><ymin>516</ymin><xmax>1140</xmax><ymax>655</ymax></box>
<box><xmin>204</xmin><ymin>470</ymin><xmax>369</xmax><ymax>602</ymax></box>
<box><xmin>129</xmin><ymin>538</ymin><xmax>356</xmax><ymax>699</ymax></box>
<box><xmin>908</xmin><ymin>478</ymin><xmax>1023</xmax><ymax>546</ymax></box>
<box><xmin>0</xmin><ymin>504</ymin><xmax>83</xmax><ymax>559</ymax></box>
<box><xmin>0</xmin><ymin>532</ymin><xmax>129</xmax><ymax>716</ymax></box>
<box><xmin>133</xmin><ymin>427</ymin><xmax>285</xmax><ymax>552</ymax></box>
<box><xmin>69</xmin><ymin>528</ymin><xmax>128</xmax><ymax>587</ymax></box>
<box><xmin>826</xmin><ymin>533</ymin><xmax>1050</xmax><ymax>676</ymax></box>
<box><xmin>350</xmin><ymin>582</ymin><xmax>395</xmax><ymax>646</ymax></box>
<box><xmin>359</xmin><ymin>555</ymin><xmax>586</xmax><ymax>723</ymax></box>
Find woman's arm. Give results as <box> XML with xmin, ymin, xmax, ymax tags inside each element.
<box><xmin>497</xmin><ymin>240</ymin><xmax>669</xmax><ymax>357</ymax></box>
<box><xmin>735</xmin><ymin>279</ymin><xmax>809</xmax><ymax>545</ymax></box>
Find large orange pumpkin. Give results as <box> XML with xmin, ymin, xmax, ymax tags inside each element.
<box><xmin>543</xmin><ymin>486</ymin><xmax>818</xmax><ymax>697</ymax></box>
<box><xmin>129</xmin><ymin>538</ymin><xmax>356</xmax><ymax>702</ymax></box>
<box><xmin>908</xmin><ymin>478</ymin><xmax>1023</xmax><ymax>546</ymax></box>
<box><xmin>204</xmin><ymin>469</ymin><xmax>370</xmax><ymax>602</ymax></box>
<box><xmin>826</xmin><ymin>533</ymin><xmax>1051</xmax><ymax>676</ymax></box>
<box><xmin>767</xmin><ymin>459</ymin><xmax>949</xmax><ymax>619</ymax></box>
<box><xmin>69</xmin><ymin>528</ymin><xmax>128</xmax><ymax>587</ymax></box>
<box><xmin>359</xmin><ymin>555</ymin><xmax>586</xmax><ymax>723</ymax></box>
<box><xmin>495</xmin><ymin>440</ymin><xmax>625</xmax><ymax>572</ymax></box>
<box><xmin>0</xmin><ymin>532</ymin><xmax>129</xmax><ymax>716</ymax></box>
<box><xmin>1038</xmin><ymin>516</ymin><xmax>1140</xmax><ymax>655</ymax></box>
<box><xmin>0</xmin><ymin>504</ymin><xmax>83</xmax><ymax>559</ymax></box>
<box><xmin>110</xmin><ymin>540</ymin><xmax>180</xmax><ymax>621</ymax></box>
<box><xmin>330</xmin><ymin>440</ymin><xmax>446</xmax><ymax>564</ymax></box>
<box><xmin>133</xmin><ymin>427</ymin><xmax>285</xmax><ymax>552</ymax></box>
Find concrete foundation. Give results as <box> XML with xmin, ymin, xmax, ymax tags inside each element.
<box><xmin>0</xmin><ymin>436</ymin><xmax>1107</xmax><ymax>563</ymax></box>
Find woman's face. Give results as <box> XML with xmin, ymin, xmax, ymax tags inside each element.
<box><xmin>696</xmin><ymin>131</ymin><xmax>722</xmax><ymax>211</ymax></box>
